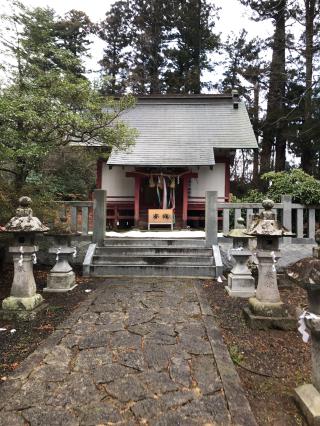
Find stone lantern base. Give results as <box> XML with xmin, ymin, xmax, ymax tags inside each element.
<box><xmin>243</xmin><ymin>297</ymin><xmax>297</xmax><ymax>330</ymax></box>
<box><xmin>44</xmin><ymin>270</ymin><xmax>76</xmax><ymax>293</ymax></box>
<box><xmin>226</xmin><ymin>273</ymin><xmax>255</xmax><ymax>298</ymax></box>
<box><xmin>294</xmin><ymin>384</ymin><xmax>320</xmax><ymax>426</ymax></box>
<box><xmin>44</xmin><ymin>247</ymin><xmax>77</xmax><ymax>293</ymax></box>
<box><xmin>0</xmin><ymin>294</ymin><xmax>45</xmax><ymax>320</ymax></box>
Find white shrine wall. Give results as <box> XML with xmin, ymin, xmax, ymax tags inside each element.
<box><xmin>101</xmin><ymin>165</ymin><xmax>135</xmax><ymax>201</ymax></box>
<box><xmin>190</xmin><ymin>164</ymin><xmax>226</xmax><ymax>199</ymax></box>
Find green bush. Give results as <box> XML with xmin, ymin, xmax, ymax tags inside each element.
<box><xmin>263</xmin><ymin>169</ymin><xmax>320</xmax><ymax>205</ymax></box>
<box><xmin>233</xmin><ymin>169</ymin><xmax>320</xmax><ymax>206</ymax></box>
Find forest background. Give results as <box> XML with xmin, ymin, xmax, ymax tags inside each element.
<box><xmin>0</xmin><ymin>0</ymin><xmax>320</xmax><ymax>221</ymax></box>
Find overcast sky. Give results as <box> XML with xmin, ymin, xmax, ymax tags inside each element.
<box><xmin>0</xmin><ymin>0</ymin><xmax>274</xmax><ymax>86</ymax></box>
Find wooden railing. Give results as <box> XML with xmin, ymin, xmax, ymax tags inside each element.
<box><xmin>59</xmin><ymin>193</ymin><xmax>319</xmax><ymax>243</ymax></box>
<box><xmin>58</xmin><ymin>201</ymin><xmax>93</xmax><ymax>236</ymax></box>
<box><xmin>217</xmin><ymin>195</ymin><xmax>318</xmax><ymax>241</ymax></box>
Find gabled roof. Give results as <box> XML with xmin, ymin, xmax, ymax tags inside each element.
<box><xmin>107</xmin><ymin>95</ymin><xmax>258</xmax><ymax>166</ymax></box>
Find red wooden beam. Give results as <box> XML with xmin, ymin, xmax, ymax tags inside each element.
<box><xmin>126</xmin><ymin>171</ymin><xmax>198</xmax><ymax>179</ymax></box>
<box><xmin>182</xmin><ymin>175</ymin><xmax>190</xmax><ymax>228</ymax></box>
<box><xmin>134</xmin><ymin>175</ymin><xmax>141</xmax><ymax>226</ymax></box>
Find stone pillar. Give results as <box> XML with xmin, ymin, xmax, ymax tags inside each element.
<box><xmin>281</xmin><ymin>195</ymin><xmax>292</xmax><ymax>245</ymax></box>
<box><xmin>93</xmin><ymin>189</ymin><xmax>106</xmax><ymax>246</ymax></box>
<box><xmin>1</xmin><ymin>245</ymin><xmax>44</xmax><ymax>320</ymax></box>
<box><xmin>205</xmin><ymin>191</ymin><xmax>218</xmax><ymax>247</ymax></box>
<box><xmin>295</xmin><ymin>284</ymin><xmax>320</xmax><ymax>425</ymax></box>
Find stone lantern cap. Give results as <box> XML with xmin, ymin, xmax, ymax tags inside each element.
<box><xmin>4</xmin><ymin>196</ymin><xmax>49</xmax><ymax>233</ymax></box>
<box><xmin>245</xmin><ymin>199</ymin><xmax>294</xmax><ymax>237</ymax></box>
<box><xmin>224</xmin><ymin>217</ymin><xmax>255</xmax><ymax>239</ymax></box>
<box><xmin>45</xmin><ymin>216</ymin><xmax>80</xmax><ymax>237</ymax></box>
<box><xmin>287</xmin><ymin>257</ymin><xmax>320</xmax><ymax>291</ymax></box>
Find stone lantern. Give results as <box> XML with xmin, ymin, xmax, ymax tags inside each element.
<box><xmin>287</xmin><ymin>241</ymin><xmax>320</xmax><ymax>425</ymax></box>
<box><xmin>0</xmin><ymin>197</ymin><xmax>49</xmax><ymax>320</ymax></box>
<box><xmin>224</xmin><ymin>217</ymin><xmax>255</xmax><ymax>298</ymax></box>
<box><xmin>243</xmin><ymin>199</ymin><xmax>296</xmax><ymax>330</ymax></box>
<box><xmin>44</xmin><ymin>216</ymin><xmax>79</xmax><ymax>293</ymax></box>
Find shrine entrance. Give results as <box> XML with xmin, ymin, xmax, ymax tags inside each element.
<box><xmin>125</xmin><ymin>168</ymin><xmax>198</xmax><ymax>228</ymax></box>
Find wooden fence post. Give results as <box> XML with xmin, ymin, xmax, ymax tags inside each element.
<box><xmin>205</xmin><ymin>191</ymin><xmax>218</xmax><ymax>247</ymax></box>
<box><xmin>93</xmin><ymin>189</ymin><xmax>106</xmax><ymax>246</ymax></box>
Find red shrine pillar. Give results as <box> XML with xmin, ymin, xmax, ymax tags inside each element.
<box><xmin>134</xmin><ymin>175</ymin><xmax>141</xmax><ymax>227</ymax></box>
<box><xmin>182</xmin><ymin>175</ymin><xmax>189</xmax><ymax>228</ymax></box>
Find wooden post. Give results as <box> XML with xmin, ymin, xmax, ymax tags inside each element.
<box><xmin>134</xmin><ymin>176</ymin><xmax>141</xmax><ymax>227</ymax></box>
<box><xmin>182</xmin><ymin>175</ymin><xmax>189</xmax><ymax>228</ymax></box>
<box><xmin>205</xmin><ymin>191</ymin><xmax>218</xmax><ymax>247</ymax></box>
<box><xmin>93</xmin><ymin>189</ymin><xmax>106</xmax><ymax>246</ymax></box>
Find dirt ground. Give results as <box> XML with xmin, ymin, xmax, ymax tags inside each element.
<box><xmin>203</xmin><ymin>279</ymin><xmax>311</xmax><ymax>426</ymax></box>
<box><xmin>0</xmin><ymin>265</ymin><xmax>98</xmax><ymax>378</ymax></box>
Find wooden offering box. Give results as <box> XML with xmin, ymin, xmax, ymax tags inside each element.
<box><xmin>148</xmin><ymin>209</ymin><xmax>174</xmax><ymax>230</ymax></box>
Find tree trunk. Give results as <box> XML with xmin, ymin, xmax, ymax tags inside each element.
<box><xmin>300</xmin><ymin>0</ymin><xmax>316</xmax><ymax>174</ymax></box>
<box><xmin>261</xmin><ymin>0</ymin><xmax>286</xmax><ymax>183</ymax></box>
<box><xmin>252</xmin><ymin>80</ymin><xmax>260</xmax><ymax>184</ymax></box>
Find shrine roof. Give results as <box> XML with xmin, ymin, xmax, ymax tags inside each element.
<box><xmin>107</xmin><ymin>95</ymin><xmax>257</xmax><ymax>166</ymax></box>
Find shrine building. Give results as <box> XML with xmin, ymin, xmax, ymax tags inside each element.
<box><xmin>96</xmin><ymin>92</ymin><xmax>257</xmax><ymax>229</ymax></box>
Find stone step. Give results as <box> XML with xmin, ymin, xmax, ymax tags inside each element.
<box><xmin>92</xmin><ymin>255</ymin><xmax>214</xmax><ymax>266</ymax></box>
<box><xmin>90</xmin><ymin>264</ymin><xmax>216</xmax><ymax>278</ymax></box>
<box><xmin>103</xmin><ymin>238</ymin><xmax>206</xmax><ymax>248</ymax></box>
<box><xmin>96</xmin><ymin>246</ymin><xmax>212</xmax><ymax>256</ymax></box>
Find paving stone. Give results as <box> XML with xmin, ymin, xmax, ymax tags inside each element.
<box><xmin>179</xmin><ymin>334</ymin><xmax>212</xmax><ymax>355</ymax></box>
<box><xmin>127</xmin><ymin>323</ymin><xmax>152</xmax><ymax>336</ymax></box>
<box><xmin>175</xmin><ymin>321</ymin><xmax>207</xmax><ymax>338</ymax></box>
<box><xmin>77</xmin><ymin>312</ymin><xmax>99</xmax><ymax>324</ymax></box>
<box><xmin>43</xmin><ymin>345</ymin><xmax>72</xmax><ymax>367</ymax></box>
<box><xmin>139</xmin><ymin>371</ymin><xmax>179</xmax><ymax>395</ymax></box>
<box><xmin>60</xmin><ymin>333</ymin><xmax>81</xmax><ymax>349</ymax></box>
<box><xmin>73</xmin><ymin>347</ymin><xmax>113</xmax><ymax>371</ymax></box>
<box><xmin>5</xmin><ymin>380</ymin><xmax>58</xmax><ymax>410</ymax></box>
<box><xmin>71</xmin><ymin>323</ymin><xmax>97</xmax><ymax>335</ymax></box>
<box><xmin>0</xmin><ymin>411</ymin><xmax>25</xmax><ymax>426</ymax></box>
<box><xmin>180</xmin><ymin>393</ymin><xmax>232</xmax><ymax>425</ymax></box>
<box><xmin>191</xmin><ymin>355</ymin><xmax>222</xmax><ymax>395</ymax></box>
<box><xmin>109</xmin><ymin>331</ymin><xmax>141</xmax><ymax>350</ymax></box>
<box><xmin>160</xmin><ymin>390</ymin><xmax>195</xmax><ymax>409</ymax></box>
<box><xmin>93</xmin><ymin>364</ymin><xmax>136</xmax><ymax>384</ymax></box>
<box><xmin>89</xmin><ymin>303</ymin><xmax>122</xmax><ymax>313</ymax></box>
<box><xmin>22</xmin><ymin>406</ymin><xmax>78</xmax><ymax>426</ymax></box>
<box><xmin>126</xmin><ymin>307</ymin><xmax>156</xmax><ymax>326</ymax></box>
<box><xmin>95</xmin><ymin>312</ymin><xmax>126</xmax><ymax>331</ymax></box>
<box><xmin>105</xmin><ymin>375</ymin><xmax>150</xmax><ymax>402</ymax></box>
<box><xmin>153</xmin><ymin>412</ymin><xmax>200</xmax><ymax>426</ymax></box>
<box><xmin>116</xmin><ymin>349</ymin><xmax>146</xmax><ymax>371</ymax></box>
<box><xmin>169</xmin><ymin>356</ymin><xmax>192</xmax><ymax>388</ymax></box>
<box><xmin>29</xmin><ymin>363</ymin><xmax>69</xmax><ymax>382</ymax></box>
<box><xmin>78</xmin><ymin>329</ymin><xmax>110</xmax><ymax>349</ymax></box>
<box><xmin>144</xmin><ymin>342</ymin><xmax>173</xmax><ymax>371</ymax></box>
<box><xmin>78</xmin><ymin>402</ymin><xmax>124</xmax><ymax>425</ymax></box>
<box><xmin>131</xmin><ymin>397</ymin><xmax>163</xmax><ymax>420</ymax></box>
<box><xmin>47</xmin><ymin>374</ymin><xmax>102</xmax><ymax>406</ymax></box>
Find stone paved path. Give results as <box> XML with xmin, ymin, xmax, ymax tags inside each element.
<box><xmin>0</xmin><ymin>278</ymin><xmax>256</xmax><ymax>426</ymax></box>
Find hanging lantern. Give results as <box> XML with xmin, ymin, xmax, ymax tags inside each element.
<box><xmin>169</xmin><ymin>177</ymin><xmax>176</xmax><ymax>189</ymax></box>
<box><xmin>149</xmin><ymin>175</ymin><xmax>155</xmax><ymax>188</ymax></box>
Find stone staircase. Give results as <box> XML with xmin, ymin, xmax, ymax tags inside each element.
<box><xmin>87</xmin><ymin>238</ymin><xmax>217</xmax><ymax>278</ymax></box>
